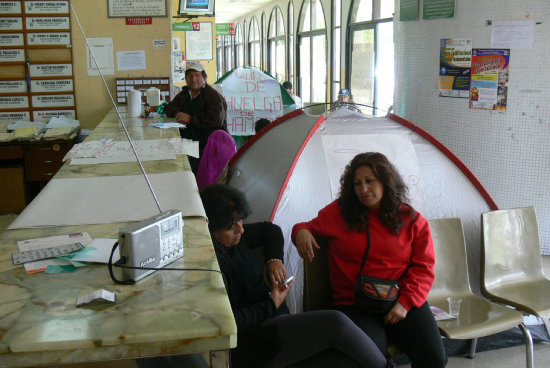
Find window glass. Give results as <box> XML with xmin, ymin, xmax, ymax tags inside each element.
<box><xmin>288</xmin><ymin>2</ymin><xmax>294</xmax><ymax>85</ymax></box>
<box><xmin>352</xmin><ymin>0</ymin><xmax>373</xmax><ymax>22</ymax></box>
<box><xmin>268</xmin><ymin>7</ymin><xmax>286</xmax><ymax>81</ymax></box>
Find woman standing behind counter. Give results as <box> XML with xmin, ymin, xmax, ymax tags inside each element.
<box><xmin>292</xmin><ymin>152</ymin><xmax>447</xmax><ymax>367</ymax></box>
<box><xmin>201</xmin><ymin>184</ymin><xmax>396</xmax><ymax>368</ymax></box>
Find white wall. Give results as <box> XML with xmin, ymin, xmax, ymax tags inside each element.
<box><xmin>394</xmin><ymin>0</ymin><xmax>550</xmax><ymax>253</ymax></box>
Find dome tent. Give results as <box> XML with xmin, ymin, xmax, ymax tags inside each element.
<box><xmin>226</xmin><ymin>107</ymin><xmax>497</xmax><ymax>313</ymax></box>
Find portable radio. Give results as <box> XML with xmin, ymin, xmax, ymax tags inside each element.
<box><xmin>117</xmin><ymin>210</ymin><xmax>184</xmax><ymax>282</ymax></box>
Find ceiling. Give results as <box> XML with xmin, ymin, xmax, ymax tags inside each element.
<box><xmin>214</xmin><ymin>0</ymin><xmax>276</xmax><ymax>23</ymax></box>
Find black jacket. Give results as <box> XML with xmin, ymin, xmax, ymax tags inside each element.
<box><xmin>213</xmin><ymin>221</ymin><xmax>288</xmax><ymax>367</ymax></box>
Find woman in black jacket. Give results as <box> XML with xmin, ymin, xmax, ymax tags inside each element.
<box><xmin>201</xmin><ymin>184</ymin><xmax>395</xmax><ymax>368</ymax></box>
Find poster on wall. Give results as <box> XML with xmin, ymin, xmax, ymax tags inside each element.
<box><xmin>469</xmin><ymin>48</ymin><xmax>509</xmax><ymax>111</ymax></box>
<box><xmin>0</xmin><ymin>1</ymin><xmax>22</xmax><ymax>14</ymax></box>
<box><xmin>33</xmin><ymin>109</ymin><xmax>76</xmax><ymax>122</ymax></box>
<box><xmin>26</xmin><ymin>16</ymin><xmax>70</xmax><ymax>30</ymax></box>
<box><xmin>185</xmin><ymin>22</ymin><xmax>213</xmax><ymax>60</ymax></box>
<box><xmin>0</xmin><ymin>17</ymin><xmax>22</xmax><ymax>30</ymax></box>
<box><xmin>0</xmin><ymin>80</ymin><xmax>27</xmax><ymax>93</ymax></box>
<box><xmin>439</xmin><ymin>38</ymin><xmax>471</xmax><ymax>98</ymax></box>
<box><xmin>423</xmin><ymin>0</ymin><xmax>455</xmax><ymax>19</ymax></box>
<box><xmin>400</xmin><ymin>0</ymin><xmax>419</xmax><ymax>21</ymax></box>
<box><xmin>25</xmin><ymin>1</ymin><xmax>69</xmax><ymax>14</ymax></box>
<box><xmin>31</xmin><ymin>79</ymin><xmax>73</xmax><ymax>93</ymax></box>
<box><xmin>172</xmin><ymin>51</ymin><xmax>185</xmax><ymax>83</ymax></box>
<box><xmin>27</xmin><ymin>32</ymin><xmax>71</xmax><ymax>46</ymax></box>
<box><xmin>0</xmin><ymin>111</ymin><xmax>31</xmax><ymax>122</ymax></box>
<box><xmin>30</xmin><ymin>63</ymin><xmax>72</xmax><ymax>77</ymax></box>
<box><xmin>0</xmin><ymin>33</ymin><xmax>24</xmax><ymax>46</ymax></box>
<box><xmin>108</xmin><ymin>0</ymin><xmax>167</xmax><ymax>17</ymax></box>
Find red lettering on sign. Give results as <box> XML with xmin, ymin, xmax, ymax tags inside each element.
<box><xmin>126</xmin><ymin>17</ymin><xmax>152</xmax><ymax>25</ymax></box>
<box><xmin>192</xmin><ymin>22</ymin><xmax>200</xmax><ymax>31</ymax></box>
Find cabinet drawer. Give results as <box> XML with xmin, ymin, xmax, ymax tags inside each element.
<box><xmin>24</xmin><ymin>142</ymin><xmax>72</xmax><ymax>182</ymax></box>
<box><xmin>0</xmin><ymin>145</ymin><xmax>23</xmax><ymax>160</ymax></box>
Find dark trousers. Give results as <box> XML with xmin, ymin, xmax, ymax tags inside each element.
<box><xmin>336</xmin><ymin>302</ymin><xmax>447</xmax><ymax>368</ymax></box>
<box><xmin>233</xmin><ymin>310</ymin><xmax>388</xmax><ymax>368</ymax></box>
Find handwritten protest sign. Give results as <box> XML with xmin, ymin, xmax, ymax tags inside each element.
<box><xmin>220</xmin><ymin>67</ymin><xmax>283</xmax><ymax>136</ymax></box>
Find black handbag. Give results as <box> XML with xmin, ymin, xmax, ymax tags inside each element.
<box><xmin>353</xmin><ymin>225</ymin><xmax>407</xmax><ymax>315</ymax></box>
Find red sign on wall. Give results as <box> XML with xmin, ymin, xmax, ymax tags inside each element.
<box><xmin>126</xmin><ymin>17</ymin><xmax>152</xmax><ymax>25</ymax></box>
<box><xmin>192</xmin><ymin>22</ymin><xmax>200</xmax><ymax>31</ymax></box>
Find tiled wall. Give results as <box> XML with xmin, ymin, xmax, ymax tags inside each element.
<box><xmin>394</xmin><ymin>0</ymin><xmax>550</xmax><ymax>253</ymax></box>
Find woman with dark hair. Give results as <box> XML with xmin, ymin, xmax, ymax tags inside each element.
<box><xmin>201</xmin><ymin>184</ymin><xmax>395</xmax><ymax>368</ymax></box>
<box><xmin>292</xmin><ymin>152</ymin><xmax>447</xmax><ymax>367</ymax></box>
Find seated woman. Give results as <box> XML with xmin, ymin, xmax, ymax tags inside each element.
<box><xmin>292</xmin><ymin>152</ymin><xmax>447</xmax><ymax>367</ymax></box>
<box><xmin>200</xmin><ymin>184</ymin><xmax>395</xmax><ymax>368</ymax></box>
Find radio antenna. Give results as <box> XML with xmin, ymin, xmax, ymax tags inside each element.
<box><xmin>70</xmin><ymin>4</ymin><xmax>163</xmax><ymax>213</ymax></box>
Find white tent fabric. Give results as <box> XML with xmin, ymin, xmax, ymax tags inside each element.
<box><xmin>227</xmin><ymin>107</ymin><xmax>495</xmax><ymax>313</ymax></box>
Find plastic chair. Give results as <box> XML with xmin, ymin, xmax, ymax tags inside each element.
<box><xmin>481</xmin><ymin>207</ymin><xmax>550</xmax><ymax>317</ymax></box>
<box><xmin>428</xmin><ymin>217</ymin><xmax>533</xmax><ymax>367</ymax></box>
<box><xmin>195</xmin><ymin>130</ymin><xmax>236</xmax><ymax>191</ymax></box>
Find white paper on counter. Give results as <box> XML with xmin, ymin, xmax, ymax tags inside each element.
<box><xmin>9</xmin><ymin>171</ymin><xmax>205</xmax><ymax>229</ymax></box>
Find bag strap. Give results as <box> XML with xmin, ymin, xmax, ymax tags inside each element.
<box><xmin>357</xmin><ymin>223</ymin><xmax>410</xmax><ymax>281</ymax></box>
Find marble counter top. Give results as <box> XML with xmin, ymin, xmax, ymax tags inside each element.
<box><xmin>0</xmin><ymin>108</ymin><xmax>236</xmax><ymax>367</ymax></box>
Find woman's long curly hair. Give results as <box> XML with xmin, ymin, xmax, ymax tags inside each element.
<box><xmin>337</xmin><ymin>152</ymin><xmax>416</xmax><ymax>234</ymax></box>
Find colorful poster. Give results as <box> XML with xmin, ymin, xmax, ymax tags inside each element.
<box><xmin>439</xmin><ymin>38</ymin><xmax>471</xmax><ymax>98</ymax></box>
<box><xmin>470</xmin><ymin>49</ymin><xmax>509</xmax><ymax>111</ymax></box>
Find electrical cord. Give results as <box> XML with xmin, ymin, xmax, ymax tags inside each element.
<box><xmin>108</xmin><ymin>241</ymin><xmax>224</xmax><ymax>285</ymax></box>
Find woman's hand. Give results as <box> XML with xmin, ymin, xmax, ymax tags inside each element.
<box><xmin>384</xmin><ymin>302</ymin><xmax>408</xmax><ymax>324</ymax></box>
<box><xmin>269</xmin><ymin>278</ymin><xmax>294</xmax><ymax>308</ymax></box>
<box><xmin>267</xmin><ymin>260</ymin><xmax>287</xmax><ymax>286</ymax></box>
<box><xmin>295</xmin><ymin>229</ymin><xmax>320</xmax><ymax>262</ymax></box>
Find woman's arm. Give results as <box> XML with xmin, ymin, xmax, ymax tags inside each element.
<box><xmin>397</xmin><ymin>213</ymin><xmax>436</xmax><ymax>311</ymax></box>
<box><xmin>242</xmin><ymin>222</ymin><xmax>286</xmax><ymax>285</ymax></box>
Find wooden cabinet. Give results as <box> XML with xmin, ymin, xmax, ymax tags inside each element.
<box><xmin>0</xmin><ymin>138</ymin><xmax>74</xmax><ymax>213</ymax></box>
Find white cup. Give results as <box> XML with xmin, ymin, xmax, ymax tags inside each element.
<box><xmin>447</xmin><ymin>297</ymin><xmax>462</xmax><ymax>317</ymax></box>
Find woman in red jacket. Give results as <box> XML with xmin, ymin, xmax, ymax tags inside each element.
<box><xmin>292</xmin><ymin>152</ymin><xmax>447</xmax><ymax>368</ymax></box>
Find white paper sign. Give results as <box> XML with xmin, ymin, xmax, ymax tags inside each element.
<box><xmin>25</xmin><ymin>1</ymin><xmax>69</xmax><ymax>14</ymax></box>
<box><xmin>32</xmin><ymin>94</ymin><xmax>74</xmax><ymax>107</ymax></box>
<box><xmin>26</xmin><ymin>16</ymin><xmax>70</xmax><ymax>30</ymax></box>
<box><xmin>27</xmin><ymin>32</ymin><xmax>71</xmax><ymax>46</ymax></box>
<box><xmin>223</xmin><ymin>67</ymin><xmax>283</xmax><ymax>135</ymax></box>
<box><xmin>0</xmin><ymin>17</ymin><xmax>22</xmax><ymax>30</ymax></box>
<box><xmin>491</xmin><ymin>19</ymin><xmax>534</xmax><ymax>49</ymax></box>
<box><xmin>0</xmin><ymin>48</ymin><xmax>25</xmax><ymax>61</ymax></box>
<box><xmin>0</xmin><ymin>1</ymin><xmax>22</xmax><ymax>14</ymax></box>
<box><xmin>31</xmin><ymin>79</ymin><xmax>73</xmax><ymax>92</ymax></box>
<box><xmin>0</xmin><ymin>33</ymin><xmax>24</xmax><ymax>46</ymax></box>
<box><xmin>0</xmin><ymin>111</ymin><xmax>31</xmax><ymax>121</ymax></box>
<box><xmin>116</xmin><ymin>50</ymin><xmax>146</xmax><ymax>71</ymax></box>
<box><xmin>108</xmin><ymin>0</ymin><xmax>166</xmax><ymax>17</ymax></box>
<box><xmin>185</xmin><ymin>22</ymin><xmax>213</xmax><ymax>60</ymax></box>
<box><xmin>0</xmin><ymin>96</ymin><xmax>29</xmax><ymax>109</ymax></box>
<box><xmin>33</xmin><ymin>109</ymin><xmax>76</xmax><ymax>122</ymax></box>
<box><xmin>29</xmin><ymin>63</ymin><xmax>72</xmax><ymax>77</ymax></box>
<box><xmin>86</xmin><ymin>37</ymin><xmax>115</xmax><ymax>76</ymax></box>
<box><xmin>0</xmin><ymin>80</ymin><xmax>27</xmax><ymax>93</ymax></box>
<box><xmin>320</xmin><ymin>134</ymin><xmax>427</xmax><ymax>215</ymax></box>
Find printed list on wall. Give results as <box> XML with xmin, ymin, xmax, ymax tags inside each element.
<box><xmin>0</xmin><ymin>0</ymin><xmax>76</xmax><ymax>125</ymax></box>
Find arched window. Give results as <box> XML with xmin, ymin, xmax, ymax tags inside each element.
<box><xmin>261</xmin><ymin>12</ymin><xmax>266</xmax><ymax>69</ymax></box>
<box><xmin>216</xmin><ymin>36</ymin><xmax>223</xmax><ymax>79</ymax></box>
<box><xmin>224</xmin><ymin>34</ymin><xmax>233</xmax><ymax>73</ymax></box>
<box><xmin>348</xmin><ymin>0</ymin><xmax>394</xmax><ymax>115</ymax></box>
<box><xmin>332</xmin><ymin>0</ymin><xmax>341</xmax><ymax>101</ymax></box>
<box><xmin>235</xmin><ymin>23</ymin><xmax>244</xmax><ymax>67</ymax></box>
<box><xmin>297</xmin><ymin>0</ymin><xmax>327</xmax><ymax>104</ymax></box>
<box><xmin>268</xmin><ymin>7</ymin><xmax>286</xmax><ymax>82</ymax></box>
<box><xmin>248</xmin><ymin>17</ymin><xmax>260</xmax><ymax>68</ymax></box>
<box><xmin>287</xmin><ymin>2</ymin><xmax>294</xmax><ymax>87</ymax></box>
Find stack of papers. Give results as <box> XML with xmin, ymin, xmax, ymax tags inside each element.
<box><xmin>0</xmin><ymin>132</ymin><xmax>14</xmax><ymax>142</ymax></box>
<box><xmin>45</xmin><ymin>116</ymin><xmax>80</xmax><ymax>129</ymax></box>
<box><xmin>13</xmin><ymin>126</ymin><xmax>41</xmax><ymax>141</ymax></box>
<box><xmin>430</xmin><ymin>306</ymin><xmax>457</xmax><ymax>321</ymax></box>
<box><xmin>43</xmin><ymin>127</ymin><xmax>78</xmax><ymax>140</ymax></box>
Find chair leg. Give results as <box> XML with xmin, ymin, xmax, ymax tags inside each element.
<box><xmin>467</xmin><ymin>337</ymin><xmax>478</xmax><ymax>359</ymax></box>
<box><xmin>518</xmin><ymin>323</ymin><xmax>534</xmax><ymax>368</ymax></box>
